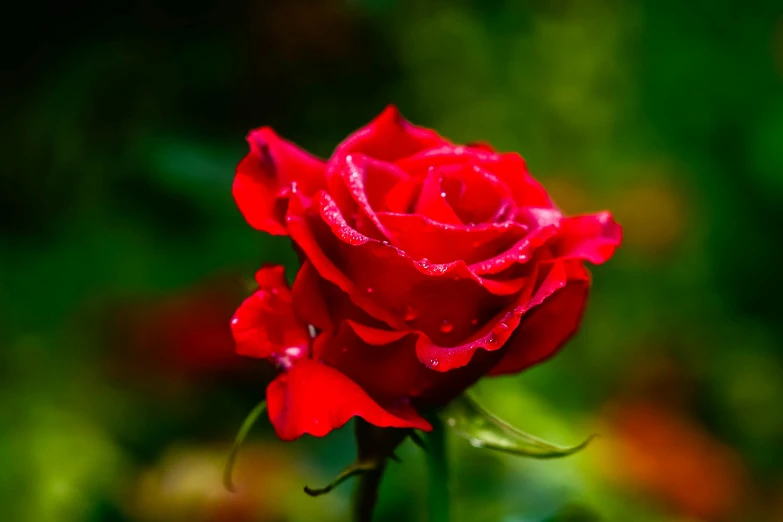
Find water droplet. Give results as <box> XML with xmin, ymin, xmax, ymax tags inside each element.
<box><xmin>381</xmin><ymin>240</ymin><xmax>389</xmax><ymax>246</ymax></box>
<box><xmin>430</xmin><ymin>359</ymin><xmax>439</xmax><ymax>367</ymax></box>
<box><xmin>290</xmin><ymin>181</ymin><xmax>298</xmax><ymax>193</ymax></box>
<box><xmin>403</xmin><ymin>305</ymin><xmax>418</xmax><ymax>322</ymax></box>
<box><xmin>366</xmin><ymin>287</ymin><xmax>374</xmax><ymax>294</ymax></box>
<box><xmin>487</xmin><ymin>333</ymin><xmax>498</xmax><ymax>346</ymax></box>
<box><xmin>497</xmin><ymin>322</ymin><xmax>509</xmax><ymax>334</ymax></box>
<box><xmin>440</xmin><ymin>191</ymin><xmax>447</xmax><ymax>198</ymax></box>
<box><xmin>231</xmin><ymin>317</ymin><xmax>239</xmax><ymax>325</ymax></box>
<box><xmin>284</xmin><ymin>346</ymin><xmax>302</xmax><ymax>358</ymax></box>
<box><xmin>446</xmin><ymin>418</ymin><xmax>456</xmax><ymax>427</ymax></box>
<box><xmin>440</xmin><ymin>320</ymin><xmax>453</xmax><ymax>334</ymax></box>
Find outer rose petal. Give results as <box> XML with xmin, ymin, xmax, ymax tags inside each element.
<box><xmin>416</xmin><ymin>262</ymin><xmax>570</xmax><ymax>372</ymax></box>
<box><xmin>291</xmin><ymin>261</ymin><xmax>333</xmax><ymax>333</ymax></box>
<box><xmin>233</xmin><ymin>127</ymin><xmax>325</xmax><ymax>235</ymax></box>
<box><xmin>333</xmin><ymin>106</ymin><xmax>450</xmax><ymax>163</ymax></box>
<box><xmin>551</xmin><ymin>211</ymin><xmax>622</xmax><ymax>264</ymax></box>
<box><xmin>315</xmin><ymin>322</ymin><xmax>506</xmax><ymax>405</ymax></box>
<box><xmin>468</xmin><ymin>210</ymin><xmax>622</xmax><ymax>275</ymax></box>
<box><xmin>294</xmin><ymin>260</ymin><xmax>389</xmax><ymax>334</ymax></box>
<box><xmin>489</xmin><ymin>264</ymin><xmax>590</xmax><ymax>376</ymax></box>
<box><xmin>266</xmin><ymin>359</ymin><xmax>431</xmax><ymax>440</ymax></box>
<box><xmin>231</xmin><ymin>265</ymin><xmax>310</xmax><ymax>360</ymax></box>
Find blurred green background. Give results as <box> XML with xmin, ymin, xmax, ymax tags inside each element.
<box><xmin>2</xmin><ymin>0</ymin><xmax>783</xmax><ymax>520</ymax></box>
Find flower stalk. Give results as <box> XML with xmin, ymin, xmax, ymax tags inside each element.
<box><xmin>424</xmin><ymin>414</ymin><xmax>450</xmax><ymax>522</ymax></box>
<box><xmin>352</xmin><ymin>461</ymin><xmax>387</xmax><ymax>522</ymax></box>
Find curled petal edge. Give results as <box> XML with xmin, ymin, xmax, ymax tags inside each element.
<box><xmin>266</xmin><ymin>359</ymin><xmax>431</xmax><ymax>441</ymax></box>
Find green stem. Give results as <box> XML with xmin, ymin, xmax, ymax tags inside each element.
<box><xmin>352</xmin><ymin>461</ymin><xmax>387</xmax><ymax>522</ymax></box>
<box><xmin>424</xmin><ymin>415</ymin><xmax>450</xmax><ymax>522</ymax></box>
<box><xmin>223</xmin><ymin>399</ymin><xmax>266</xmax><ymax>492</ymax></box>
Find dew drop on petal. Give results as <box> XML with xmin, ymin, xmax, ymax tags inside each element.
<box><xmin>430</xmin><ymin>359</ymin><xmax>439</xmax><ymax>368</ymax></box>
<box><xmin>440</xmin><ymin>320</ymin><xmax>454</xmax><ymax>334</ymax></box>
<box><xmin>497</xmin><ymin>322</ymin><xmax>509</xmax><ymax>334</ymax></box>
<box><xmin>440</xmin><ymin>191</ymin><xmax>447</xmax><ymax>198</ymax></box>
<box><xmin>367</xmin><ymin>287</ymin><xmax>374</xmax><ymax>294</ymax></box>
<box><xmin>284</xmin><ymin>346</ymin><xmax>302</xmax><ymax>358</ymax></box>
<box><xmin>231</xmin><ymin>317</ymin><xmax>239</xmax><ymax>325</ymax></box>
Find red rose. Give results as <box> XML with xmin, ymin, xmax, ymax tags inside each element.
<box><xmin>232</xmin><ymin>107</ymin><xmax>621</xmax><ymax>441</ymax></box>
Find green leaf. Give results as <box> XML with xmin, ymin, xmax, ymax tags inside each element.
<box><xmin>441</xmin><ymin>394</ymin><xmax>596</xmax><ymax>459</ymax></box>
<box><xmin>223</xmin><ymin>399</ymin><xmax>267</xmax><ymax>492</ymax></box>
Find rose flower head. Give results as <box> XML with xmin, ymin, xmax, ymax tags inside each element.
<box><xmin>231</xmin><ymin>106</ymin><xmax>621</xmax><ymax>441</ymax></box>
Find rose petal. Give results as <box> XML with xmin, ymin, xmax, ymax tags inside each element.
<box><xmin>439</xmin><ymin>164</ymin><xmax>516</xmax><ymax>225</ymax></box>
<box><xmin>376</xmin><ymin>212</ymin><xmax>527</xmax><ymax>265</ymax></box>
<box><xmin>414</xmin><ymin>167</ymin><xmax>463</xmax><ymax>225</ymax></box>
<box><xmin>233</xmin><ymin>127</ymin><xmax>326</xmax><ymax>235</ymax></box>
<box><xmin>293</xmin><ymin>261</ymin><xmax>388</xmax><ymax>333</ymax></box>
<box><xmin>315</xmin><ymin>323</ymin><xmax>505</xmax><ymax>405</ymax></box>
<box><xmin>326</xmin><ymin>154</ymin><xmax>413</xmax><ymax>242</ymax></box>
<box><xmin>266</xmin><ymin>359</ymin><xmax>431</xmax><ymax>440</ymax></box>
<box><xmin>332</xmin><ymin>106</ymin><xmax>450</xmax><ymax>163</ymax></box>
<box><xmin>467</xmin><ymin>224</ymin><xmax>561</xmax><ymax>275</ymax></box>
<box><xmin>288</xmin><ymin>193</ymin><xmax>527</xmax><ymax>337</ymax></box>
<box><xmin>551</xmin><ymin>211</ymin><xmax>623</xmax><ymax>264</ymax></box>
<box><xmin>231</xmin><ymin>265</ymin><xmax>310</xmax><ymax>360</ymax></box>
<box><xmin>291</xmin><ymin>261</ymin><xmax>333</xmax><ymax>333</ymax></box>
<box><xmin>414</xmin><ymin>260</ymin><xmax>587</xmax><ymax>372</ymax></box>
<box><xmin>396</xmin><ymin>146</ymin><xmax>552</xmax><ymax>209</ymax></box>
<box><xmin>467</xmin><ymin>210</ymin><xmax>622</xmax><ymax>275</ymax></box>
<box><xmin>286</xmin><ymin>193</ymin><xmax>405</xmax><ymax>329</ymax></box>
<box><xmin>489</xmin><ymin>263</ymin><xmax>590</xmax><ymax>376</ymax></box>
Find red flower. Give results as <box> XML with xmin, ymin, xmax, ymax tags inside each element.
<box><xmin>231</xmin><ymin>107</ymin><xmax>621</xmax><ymax>440</ymax></box>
